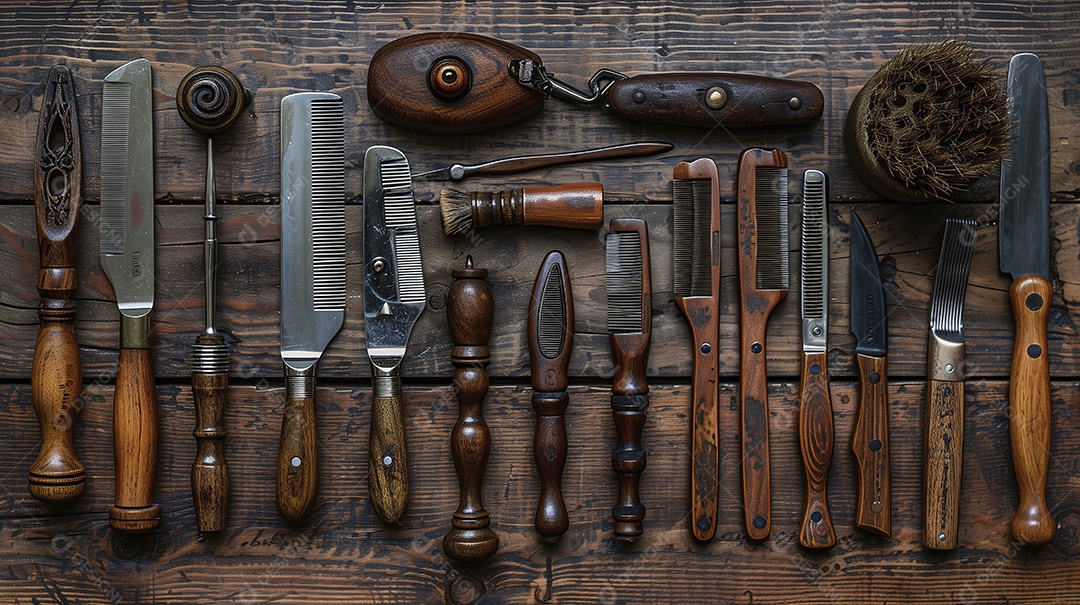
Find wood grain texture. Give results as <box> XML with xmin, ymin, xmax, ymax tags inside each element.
<box><xmin>924</xmin><ymin>378</ymin><xmax>964</xmax><ymax>550</ymax></box>
<box><xmin>851</xmin><ymin>353</ymin><xmax>891</xmax><ymax>537</ymax></box>
<box><xmin>191</xmin><ymin>363</ymin><xmax>229</xmax><ymax>533</ymax></box>
<box><xmin>799</xmin><ymin>351</ymin><xmax>836</xmax><ymax>549</ymax></box>
<box><xmin>275</xmin><ymin>371</ymin><xmax>318</xmax><ymax>525</ymax></box>
<box><xmin>110</xmin><ymin>346</ymin><xmax>161</xmax><ymax>533</ymax></box>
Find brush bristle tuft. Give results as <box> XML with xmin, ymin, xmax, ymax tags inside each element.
<box><xmin>440</xmin><ymin>189</ymin><xmax>473</xmax><ymax>235</ymax></box>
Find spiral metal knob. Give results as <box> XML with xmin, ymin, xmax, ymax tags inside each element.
<box><xmin>176</xmin><ymin>66</ymin><xmax>251</xmax><ymax>135</ymax></box>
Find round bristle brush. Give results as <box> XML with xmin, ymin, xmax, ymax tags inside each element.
<box><xmin>440</xmin><ymin>183</ymin><xmax>604</xmax><ymax>235</ymax></box>
<box><xmin>845</xmin><ymin>40</ymin><xmax>1009</xmax><ymax>202</ymax></box>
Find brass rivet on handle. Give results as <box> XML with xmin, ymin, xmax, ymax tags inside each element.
<box><xmin>706</xmin><ymin>86</ymin><xmax>727</xmax><ymax>109</ymax></box>
<box><xmin>789</xmin><ymin>96</ymin><xmax>802</xmax><ymax>110</ymax></box>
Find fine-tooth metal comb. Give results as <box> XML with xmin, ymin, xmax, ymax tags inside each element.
<box><xmin>671</xmin><ymin>158</ymin><xmax>721</xmax><ymax>542</ymax></box>
<box><xmin>736</xmin><ymin>147</ymin><xmax>790</xmax><ymax>541</ymax></box>
<box><xmin>310</xmin><ymin>98</ymin><xmax>347</xmax><ymax>311</ymax></box>
<box><xmin>930</xmin><ymin>219</ymin><xmax>976</xmax><ymax>340</ymax></box>
<box><xmin>606</xmin><ymin>230</ymin><xmax>645</xmax><ymax>334</ymax></box>
<box><xmin>380</xmin><ymin>155</ymin><xmax>426</xmax><ymax>305</ymax></box>
<box><xmin>100</xmin><ymin>81</ymin><xmax>130</xmax><ymax>255</ymax></box>
<box><xmin>800</xmin><ymin>171</ymin><xmax>826</xmax><ymax>337</ymax></box>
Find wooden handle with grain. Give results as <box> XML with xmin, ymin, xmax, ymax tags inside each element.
<box><xmin>191</xmin><ymin>333</ymin><xmax>229</xmax><ymax>533</ymax></box>
<box><xmin>533</xmin><ymin>392</ymin><xmax>569</xmax><ymax>542</ymax></box>
<box><xmin>30</xmin><ymin>64</ymin><xmax>85</xmax><ymax>503</ymax></box>
<box><xmin>457</xmin><ymin>183</ymin><xmax>604</xmax><ymax>232</ymax></box>
<box><xmin>924</xmin><ymin>378</ymin><xmax>964</xmax><ymax>550</ymax></box>
<box><xmin>1008</xmin><ymin>275</ymin><xmax>1056</xmax><ymax>546</ymax></box>
<box><xmin>276</xmin><ymin>365</ymin><xmax>318</xmax><ymax>524</ymax></box>
<box><xmin>369</xmin><ymin>369</ymin><xmax>410</xmax><ymax>525</ymax></box>
<box><xmin>110</xmin><ymin>316</ymin><xmax>160</xmax><ymax>533</ymax></box>
<box><xmin>851</xmin><ymin>353</ymin><xmax>891</xmax><ymax>537</ymax></box>
<box><xmin>608</xmin><ymin>73</ymin><xmax>824</xmax><ymax>128</ymax></box>
<box><xmin>610</xmin><ymin>334</ymin><xmax>650</xmax><ymax>540</ymax></box>
<box><xmin>798</xmin><ymin>351</ymin><xmax>835</xmax><ymax>548</ymax></box>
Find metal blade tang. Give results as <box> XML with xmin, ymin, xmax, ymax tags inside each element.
<box><xmin>363</xmin><ymin>145</ymin><xmax>426</xmax><ymax>367</ymax></box>
<box><xmin>100</xmin><ymin>58</ymin><xmax>154</xmax><ymax>320</ymax></box>
<box><xmin>801</xmin><ymin>170</ymin><xmax>828</xmax><ymax>353</ymax></box>
<box><xmin>849</xmin><ymin>211</ymin><xmax>887</xmax><ymax>358</ymax></box>
<box><xmin>999</xmin><ymin>53</ymin><xmax>1050</xmax><ymax>282</ymax></box>
<box><xmin>279</xmin><ymin>92</ymin><xmax>346</xmax><ymax>372</ymax></box>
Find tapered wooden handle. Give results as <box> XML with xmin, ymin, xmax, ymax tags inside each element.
<box><xmin>533</xmin><ymin>392</ymin><xmax>569</xmax><ymax>542</ymax></box>
<box><xmin>608</xmin><ymin>73</ymin><xmax>824</xmax><ymax>128</ymax></box>
<box><xmin>369</xmin><ymin>375</ymin><xmax>410</xmax><ymax>525</ymax></box>
<box><xmin>798</xmin><ymin>351</ymin><xmax>835</xmax><ymax>548</ymax></box>
<box><xmin>851</xmin><ymin>353</ymin><xmax>891</xmax><ymax>537</ymax></box>
<box><xmin>924</xmin><ymin>379</ymin><xmax>964</xmax><ymax>550</ymax></box>
<box><xmin>739</xmin><ymin>291</ymin><xmax>782</xmax><ymax>540</ymax></box>
<box><xmin>1008</xmin><ymin>275</ymin><xmax>1056</xmax><ymax>545</ymax></box>
<box><xmin>676</xmin><ymin>297</ymin><xmax>719</xmax><ymax>542</ymax></box>
<box><xmin>192</xmin><ymin>334</ymin><xmax>229</xmax><ymax>533</ymax></box>
<box><xmin>276</xmin><ymin>367</ymin><xmax>318</xmax><ymax>524</ymax></box>
<box><xmin>111</xmin><ymin>341</ymin><xmax>160</xmax><ymax>533</ymax></box>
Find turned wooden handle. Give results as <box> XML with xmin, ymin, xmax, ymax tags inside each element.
<box><xmin>111</xmin><ymin>341</ymin><xmax>161</xmax><ymax>533</ymax></box>
<box><xmin>608</xmin><ymin>73</ymin><xmax>824</xmax><ymax>128</ymax></box>
<box><xmin>464</xmin><ymin>183</ymin><xmax>604</xmax><ymax>231</ymax></box>
<box><xmin>533</xmin><ymin>392</ymin><xmax>569</xmax><ymax>542</ymax></box>
<box><xmin>1008</xmin><ymin>275</ymin><xmax>1056</xmax><ymax>545</ymax></box>
<box><xmin>192</xmin><ymin>333</ymin><xmax>229</xmax><ymax>533</ymax></box>
<box><xmin>924</xmin><ymin>379</ymin><xmax>964</xmax><ymax>550</ymax></box>
<box><xmin>443</xmin><ymin>258</ymin><xmax>499</xmax><ymax>562</ymax></box>
<box><xmin>369</xmin><ymin>380</ymin><xmax>410</xmax><ymax>525</ymax></box>
<box><xmin>675</xmin><ymin>297</ymin><xmax>719</xmax><ymax>542</ymax></box>
<box><xmin>798</xmin><ymin>351</ymin><xmax>835</xmax><ymax>549</ymax></box>
<box><xmin>30</xmin><ymin>64</ymin><xmax>84</xmax><ymax>503</ymax></box>
<box><xmin>851</xmin><ymin>353</ymin><xmax>891</xmax><ymax>537</ymax></box>
<box><xmin>276</xmin><ymin>366</ymin><xmax>318</xmax><ymax>524</ymax></box>
<box><xmin>610</xmin><ymin>392</ymin><xmax>649</xmax><ymax>540</ymax></box>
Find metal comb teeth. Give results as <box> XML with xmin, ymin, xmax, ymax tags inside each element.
<box><xmin>672</xmin><ymin>178</ymin><xmax>713</xmax><ymax>297</ymax></box>
<box><xmin>930</xmin><ymin>218</ymin><xmax>976</xmax><ymax>338</ymax></box>
<box><xmin>538</xmin><ymin>263</ymin><xmax>567</xmax><ymax>358</ymax></box>
<box><xmin>379</xmin><ymin>155</ymin><xmax>426</xmax><ymax>306</ymax></box>
<box><xmin>755</xmin><ymin>166</ymin><xmax>789</xmax><ymax>291</ymax></box>
<box><xmin>100</xmin><ymin>81</ymin><xmax>131</xmax><ymax>255</ymax></box>
<box><xmin>309</xmin><ymin>98</ymin><xmax>347</xmax><ymax>311</ymax></box>
<box><xmin>606</xmin><ymin>231</ymin><xmax>644</xmax><ymax>334</ymax></box>
<box><xmin>801</xmin><ymin>170</ymin><xmax>827</xmax><ymax>321</ymax></box>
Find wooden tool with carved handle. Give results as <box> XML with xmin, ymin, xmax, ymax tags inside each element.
<box><xmin>528</xmin><ymin>251</ymin><xmax>574</xmax><ymax>542</ymax></box>
<box><xmin>440</xmin><ymin>183</ymin><xmax>604</xmax><ymax>235</ymax></box>
<box><xmin>606</xmin><ymin>218</ymin><xmax>652</xmax><ymax>540</ymax></box>
<box><xmin>177</xmin><ymin>65</ymin><xmax>251</xmax><ymax>534</ymax></box>
<box><xmin>736</xmin><ymin>148</ymin><xmax>789</xmax><ymax>541</ymax></box>
<box><xmin>442</xmin><ymin>256</ymin><xmax>500</xmax><ymax>561</ymax></box>
<box><xmin>29</xmin><ymin>65</ymin><xmax>85</xmax><ymax>503</ymax></box>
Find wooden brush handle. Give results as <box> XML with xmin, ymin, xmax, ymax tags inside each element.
<box><xmin>30</xmin><ymin>64</ymin><xmax>85</xmax><ymax>503</ymax></box>
<box><xmin>442</xmin><ymin>258</ymin><xmax>499</xmax><ymax>562</ymax></box>
<box><xmin>110</xmin><ymin>315</ymin><xmax>160</xmax><ymax>533</ymax></box>
<box><xmin>191</xmin><ymin>333</ymin><xmax>229</xmax><ymax>533</ymax></box>
<box><xmin>924</xmin><ymin>378</ymin><xmax>964</xmax><ymax>550</ymax></box>
<box><xmin>798</xmin><ymin>351</ymin><xmax>835</xmax><ymax>549</ymax></box>
<box><xmin>467</xmin><ymin>183</ymin><xmax>604</xmax><ymax>230</ymax></box>
<box><xmin>1008</xmin><ymin>275</ymin><xmax>1055</xmax><ymax>545</ymax></box>
<box><xmin>738</xmin><ymin>289</ymin><xmax>783</xmax><ymax>540</ymax></box>
<box><xmin>276</xmin><ymin>365</ymin><xmax>318</xmax><ymax>524</ymax></box>
<box><xmin>369</xmin><ymin>367</ymin><xmax>410</xmax><ymax>525</ymax></box>
<box><xmin>608</xmin><ymin>73</ymin><xmax>824</xmax><ymax>128</ymax></box>
<box><xmin>851</xmin><ymin>353</ymin><xmax>891</xmax><ymax>537</ymax></box>
<box><xmin>533</xmin><ymin>392</ymin><xmax>569</xmax><ymax>542</ymax></box>
<box><xmin>610</xmin><ymin>333</ymin><xmax>650</xmax><ymax>540</ymax></box>
<box><xmin>675</xmin><ymin>297</ymin><xmax>719</xmax><ymax>542</ymax></box>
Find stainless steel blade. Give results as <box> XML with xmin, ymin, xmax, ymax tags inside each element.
<box><xmin>363</xmin><ymin>145</ymin><xmax>426</xmax><ymax>363</ymax></box>
<box><xmin>801</xmin><ymin>170</ymin><xmax>828</xmax><ymax>353</ymax></box>
<box><xmin>999</xmin><ymin>53</ymin><xmax>1050</xmax><ymax>281</ymax></box>
<box><xmin>100</xmin><ymin>58</ymin><xmax>154</xmax><ymax>319</ymax></box>
<box><xmin>280</xmin><ymin>92</ymin><xmax>346</xmax><ymax>372</ymax></box>
<box><xmin>849</xmin><ymin>211</ymin><xmax>887</xmax><ymax>358</ymax></box>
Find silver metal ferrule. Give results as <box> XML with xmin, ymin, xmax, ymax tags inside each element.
<box><xmin>203</xmin><ymin>137</ymin><xmax>219</xmax><ymax>335</ymax></box>
<box><xmin>372</xmin><ymin>363</ymin><xmax>401</xmax><ymax>399</ymax></box>
<box><xmin>802</xmin><ymin>317</ymin><xmax>827</xmax><ymax>353</ymax></box>
<box><xmin>285</xmin><ymin>364</ymin><xmax>316</xmax><ymax>400</ymax></box>
<box><xmin>191</xmin><ymin>342</ymin><xmax>229</xmax><ymax>374</ymax></box>
<box><xmin>928</xmin><ymin>332</ymin><xmax>965</xmax><ymax>382</ymax></box>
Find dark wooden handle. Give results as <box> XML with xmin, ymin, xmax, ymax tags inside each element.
<box><xmin>466</xmin><ymin>184</ymin><xmax>604</xmax><ymax>231</ymax></box>
<box><xmin>443</xmin><ymin>258</ymin><xmax>499</xmax><ymax>562</ymax></box>
<box><xmin>111</xmin><ymin>343</ymin><xmax>160</xmax><ymax>533</ymax></box>
<box><xmin>610</xmin><ymin>392</ymin><xmax>648</xmax><ymax>540</ymax></box>
<box><xmin>276</xmin><ymin>368</ymin><xmax>318</xmax><ymax>524</ymax></box>
<box><xmin>533</xmin><ymin>392</ymin><xmax>569</xmax><ymax>542</ymax></box>
<box><xmin>369</xmin><ymin>384</ymin><xmax>410</xmax><ymax>525</ymax></box>
<box><xmin>676</xmin><ymin>297</ymin><xmax>719</xmax><ymax>542</ymax></box>
<box><xmin>851</xmin><ymin>353</ymin><xmax>891</xmax><ymax>537</ymax></box>
<box><xmin>739</xmin><ymin>291</ymin><xmax>782</xmax><ymax>541</ymax></box>
<box><xmin>1008</xmin><ymin>275</ymin><xmax>1056</xmax><ymax>545</ymax></box>
<box><xmin>192</xmin><ymin>333</ymin><xmax>229</xmax><ymax>533</ymax></box>
<box><xmin>457</xmin><ymin>142</ymin><xmax>673</xmax><ymax>179</ymax></box>
<box><xmin>608</xmin><ymin>73</ymin><xmax>824</xmax><ymax>128</ymax></box>
<box><xmin>798</xmin><ymin>351</ymin><xmax>835</xmax><ymax>549</ymax></box>
<box><xmin>368</xmin><ymin>32</ymin><xmax>545</xmax><ymax>134</ymax></box>
<box><xmin>924</xmin><ymin>378</ymin><xmax>964</xmax><ymax>550</ymax></box>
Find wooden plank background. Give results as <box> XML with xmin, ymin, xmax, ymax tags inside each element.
<box><xmin>1</xmin><ymin>1</ymin><xmax>1079</xmax><ymax>603</ymax></box>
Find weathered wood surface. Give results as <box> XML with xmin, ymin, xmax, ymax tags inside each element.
<box><xmin>2</xmin><ymin>381</ymin><xmax>1080</xmax><ymax>604</ymax></box>
<box><xmin>0</xmin><ymin>2</ymin><xmax>1078</xmax><ymax>203</ymax></box>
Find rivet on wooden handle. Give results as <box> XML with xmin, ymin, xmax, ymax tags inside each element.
<box><xmin>924</xmin><ymin>378</ymin><xmax>964</xmax><ymax>550</ymax></box>
<box><xmin>851</xmin><ymin>353</ymin><xmax>891</xmax><ymax>537</ymax></box>
<box><xmin>276</xmin><ymin>365</ymin><xmax>318</xmax><ymax>524</ymax></box>
<box><xmin>369</xmin><ymin>384</ymin><xmax>410</xmax><ymax>525</ymax></box>
<box><xmin>798</xmin><ymin>351</ymin><xmax>835</xmax><ymax>548</ymax></box>
<box><xmin>1008</xmin><ymin>275</ymin><xmax>1056</xmax><ymax>546</ymax></box>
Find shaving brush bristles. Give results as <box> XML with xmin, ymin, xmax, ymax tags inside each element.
<box><xmin>440</xmin><ymin>189</ymin><xmax>474</xmax><ymax>235</ymax></box>
<box><xmin>851</xmin><ymin>40</ymin><xmax>1009</xmax><ymax>200</ymax></box>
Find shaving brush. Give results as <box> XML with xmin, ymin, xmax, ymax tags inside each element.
<box><xmin>440</xmin><ymin>183</ymin><xmax>603</xmax><ymax>235</ymax></box>
<box><xmin>845</xmin><ymin>41</ymin><xmax>1009</xmax><ymax>202</ymax></box>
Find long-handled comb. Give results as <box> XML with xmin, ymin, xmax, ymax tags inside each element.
<box><xmin>736</xmin><ymin>148</ymin><xmax>789</xmax><ymax>540</ymax></box>
<box><xmin>606</xmin><ymin>218</ymin><xmax>652</xmax><ymax>540</ymax></box>
<box><xmin>672</xmin><ymin>158</ymin><xmax>721</xmax><ymax>542</ymax></box>
<box><xmin>924</xmin><ymin>218</ymin><xmax>975</xmax><ymax>549</ymax></box>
